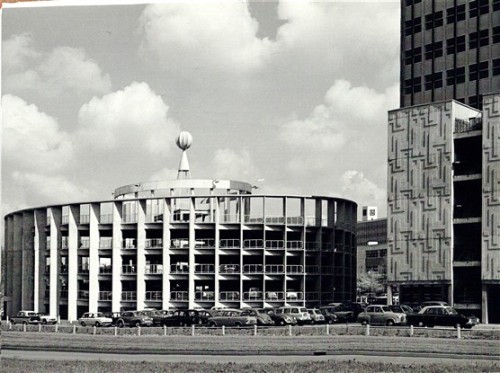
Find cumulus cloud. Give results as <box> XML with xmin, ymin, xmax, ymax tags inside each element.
<box><xmin>336</xmin><ymin>170</ymin><xmax>386</xmax><ymax>211</ymax></box>
<box><xmin>2</xmin><ymin>94</ymin><xmax>73</xmax><ymax>172</ymax></box>
<box><xmin>212</xmin><ymin>148</ymin><xmax>258</xmax><ymax>181</ymax></box>
<box><xmin>138</xmin><ymin>2</ymin><xmax>274</xmax><ymax>75</ymax></box>
<box><xmin>280</xmin><ymin>80</ymin><xmax>397</xmax><ymax>154</ymax></box>
<box><xmin>3</xmin><ymin>33</ymin><xmax>40</xmax><ymax>71</ymax></box>
<box><xmin>3</xmin><ymin>34</ymin><xmax>111</xmax><ymax>97</ymax></box>
<box><xmin>12</xmin><ymin>172</ymin><xmax>91</xmax><ymax>206</ymax></box>
<box><xmin>77</xmin><ymin>82</ymin><xmax>180</xmax><ymax>156</ymax></box>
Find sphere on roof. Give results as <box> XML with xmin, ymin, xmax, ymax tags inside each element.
<box><xmin>176</xmin><ymin>131</ymin><xmax>193</xmax><ymax>150</ymax></box>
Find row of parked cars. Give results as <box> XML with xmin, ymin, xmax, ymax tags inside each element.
<box><xmin>356</xmin><ymin>301</ymin><xmax>480</xmax><ymax>329</ymax></box>
<box><xmin>77</xmin><ymin>303</ymin><xmax>374</xmax><ymax>328</ymax></box>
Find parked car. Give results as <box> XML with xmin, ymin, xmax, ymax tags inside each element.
<box><xmin>318</xmin><ymin>308</ymin><xmax>339</xmax><ymax>324</ymax></box>
<box><xmin>277</xmin><ymin>306</ymin><xmax>312</xmax><ymax>325</ymax></box>
<box><xmin>389</xmin><ymin>304</ymin><xmax>414</xmax><ymax>314</ymax></box>
<box><xmin>308</xmin><ymin>309</ymin><xmax>325</xmax><ymax>324</ymax></box>
<box><xmin>406</xmin><ymin>306</ymin><xmax>478</xmax><ymax>329</ymax></box>
<box><xmin>357</xmin><ymin>305</ymin><xmax>407</xmax><ymax>326</ymax></box>
<box><xmin>161</xmin><ymin>309</ymin><xmax>202</xmax><ymax>327</ymax></box>
<box><xmin>152</xmin><ymin>309</ymin><xmax>175</xmax><ymax>326</ymax></box>
<box><xmin>37</xmin><ymin>313</ymin><xmax>57</xmax><ymax>325</ymax></box>
<box><xmin>207</xmin><ymin>309</ymin><xmax>257</xmax><ymax>327</ymax></box>
<box><xmin>241</xmin><ymin>308</ymin><xmax>274</xmax><ymax>326</ymax></box>
<box><xmin>420</xmin><ymin>301</ymin><xmax>449</xmax><ymax>308</ymax></box>
<box><xmin>197</xmin><ymin>309</ymin><xmax>218</xmax><ymax>325</ymax></box>
<box><xmin>321</xmin><ymin>303</ymin><xmax>355</xmax><ymax>322</ymax></box>
<box><xmin>115</xmin><ymin>310</ymin><xmax>154</xmax><ymax>327</ymax></box>
<box><xmin>341</xmin><ymin>302</ymin><xmax>367</xmax><ymax>319</ymax></box>
<box><xmin>260</xmin><ymin>308</ymin><xmax>296</xmax><ymax>326</ymax></box>
<box><xmin>10</xmin><ymin>310</ymin><xmax>40</xmax><ymax>325</ymax></box>
<box><xmin>78</xmin><ymin>312</ymin><xmax>113</xmax><ymax>327</ymax></box>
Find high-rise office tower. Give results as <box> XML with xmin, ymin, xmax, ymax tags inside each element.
<box><xmin>401</xmin><ymin>0</ymin><xmax>500</xmax><ymax>109</ymax></box>
<box><xmin>387</xmin><ymin>1</ymin><xmax>500</xmax><ymax>323</ymax></box>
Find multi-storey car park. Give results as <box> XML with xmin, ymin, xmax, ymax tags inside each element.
<box><xmin>3</xmin><ymin>132</ymin><xmax>357</xmax><ymax>321</ymax></box>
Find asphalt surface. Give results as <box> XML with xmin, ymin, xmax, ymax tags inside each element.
<box><xmin>3</xmin><ymin>349</ymin><xmax>499</xmax><ymax>365</ymax></box>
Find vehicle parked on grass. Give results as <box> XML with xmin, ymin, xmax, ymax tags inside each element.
<box><xmin>277</xmin><ymin>306</ymin><xmax>312</xmax><ymax>325</ymax></box>
<box><xmin>406</xmin><ymin>306</ymin><xmax>478</xmax><ymax>329</ymax></box>
<box><xmin>357</xmin><ymin>305</ymin><xmax>406</xmax><ymax>326</ymax></box>
<box><xmin>115</xmin><ymin>310</ymin><xmax>153</xmax><ymax>328</ymax></box>
<box><xmin>321</xmin><ymin>303</ymin><xmax>355</xmax><ymax>322</ymax></box>
<box><xmin>152</xmin><ymin>309</ymin><xmax>175</xmax><ymax>326</ymax></box>
<box><xmin>259</xmin><ymin>308</ymin><xmax>296</xmax><ymax>326</ymax></box>
<box><xmin>307</xmin><ymin>309</ymin><xmax>325</xmax><ymax>324</ymax></box>
<box><xmin>78</xmin><ymin>312</ymin><xmax>113</xmax><ymax>327</ymax></box>
<box><xmin>10</xmin><ymin>310</ymin><xmax>41</xmax><ymax>325</ymax></box>
<box><xmin>207</xmin><ymin>309</ymin><xmax>257</xmax><ymax>327</ymax></box>
<box><xmin>37</xmin><ymin>313</ymin><xmax>57</xmax><ymax>325</ymax></box>
<box><xmin>160</xmin><ymin>309</ymin><xmax>202</xmax><ymax>327</ymax></box>
<box><xmin>241</xmin><ymin>308</ymin><xmax>274</xmax><ymax>326</ymax></box>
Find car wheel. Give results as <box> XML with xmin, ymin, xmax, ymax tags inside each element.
<box><xmin>134</xmin><ymin>321</ymin><xmax>141</xmax><ymax>328</ymax></box>
<box><xmin>23</xmin><ymin>321</ymin><xmax>28</xmax><ymax>326</ymax></box>
<box><xmin>95</xmin><ymin>321</ymin><xmax>101</xmax><ymax>328</ymax></box>
<box><xmin>42</xmin><ymin>319</ymin><xmax>47</xmax><ymax>325</ymax></box>
<box><xmin>117</xmin><ymin>320</ymin><xmax>125</xmax><ymax>328</ymax></box>
<box><xmin>311</xmin><ymin>320</ymin><xmax>315</xmax><ymax>325</ymax></box>
<box><xmin>386</xmin><ymin>320</ymin><xmax>395</xmax><ymax>327</ymax></box>
<box><xmin>279</xmin><ymin>319</ymin><xmax>286</xmax><ymax>326</ymax></box>
<box><xmin>183</xmin><ymin>322</ymin><xmax>189</xmax><ymax>327</ymax></box>
<box><xmin>360</xmin><ymin>320</ymin><xmax>367</xmax><ymax>326</ymax></box>
<box><xmin>328</xmin><ymin>319</ymin><xmax>334</xmax><ymax>325</ymax></box>
<box><xmin>80</xmin><ymin>321</ymin><xmax>86</xmax><ymax>327</ymax></box>
<box><xmin>208</xmin><ymin>321</ymin><xmax>217</xmax><ymax>327</ymax></box>
<box><xmin>418</xmin><ymin>321</ymin><xmax>425</xmax><ymax>327</ymax></box>
<box><xmin>235</xmin><ymin>322</ymin><xmax>242</xmax><ymax>328</ymax></box>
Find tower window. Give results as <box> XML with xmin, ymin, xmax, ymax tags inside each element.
<box><xmin>493</xmin><ymin>59</ymin><xmax>500</xmax><ymax>76</ymax></box>
<box><xmin>425</xmin><ymin>11</ymin><xmax>443</xmax><ymax>30</ymax></box>
<box><xmin>493</xmin><ymin>26</ymin><xmax>500</xmax><ymax>44</ymax></box>
<box><xmin>447</xmin><ymin>5</ymin><xmax>466</xmax><ymax>23</ymax></box>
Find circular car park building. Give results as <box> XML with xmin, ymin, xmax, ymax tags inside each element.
<box><xmin>3</xmin><ymin>132</ymin><xmax>357</xmax><ymax>321</ymax></box>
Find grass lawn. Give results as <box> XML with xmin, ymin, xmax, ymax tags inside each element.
<box><xmin>3</xmin><ymin>358</ymin><xmax>500</xmax><ymax>373</ymax></box>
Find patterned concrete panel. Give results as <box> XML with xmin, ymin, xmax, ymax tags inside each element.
<box><xmin>482</xmin><ymin>94</ymin><xmax>500</xmax><ymax>281</ymax></box>
<box><xmin>388</xmin><ymin>102</ymin><xmax>453</xmax><ymax>283</ymax></box>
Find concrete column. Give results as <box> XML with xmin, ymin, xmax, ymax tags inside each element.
<box><xmin>13</xmin><ymin>215</ymin><xmax>23</xmax><ymax>314</ymax></box>
<box><xmin>21</xmin><ymin>213</ymin><xmax>35</xmax><ymax>311</ymax></box>
<box><xmin>112</xmin><ymin>202</ymin><xmax>122</xmax><ymax>312</ymax></box>
<box><xmin>387</xmin><ymin>285</ymin><xmax>393</xmax><ymax>305</ymax></box>
<box><xmin>214</xmin><ymin>198</ymin><xmax>220</xmax><ymax>307</ymax></box>
<box><xmin>33</xmin><ymin>213</ymin><xmax>40</xmax><ymax>312</ymax></box>
<box><xmin>88</xmin><ymin>204</ymin><xmax>100</xmax><ymax>313</ymax></box>
<box><xmin>49</xmin><ymin>208</ymin><xmax>61</xmax><ymax>318</ymax></box>
<box><xmin>189</xmin><ymin>197</ymin><xmax>196</xmax><ymax>309</ymax></box>
<box><xmin>162</xmin><ymin>199</ymin><xmax>171</xmax><ymax>310</ymax></box>
<box><xmin>448</xmin><ymin>283</ymin><xmax>454</xmax><ymax>306</ymax></box>
<box><xmin>239</xmin><ymin>196</ymin><xmax>244</xmax><ymax>307</ymax></box>
<box><xmin>481</xmin><ymin>284</ymin><xmax>489</xmax><ymax>324</ymax></box>
<box><xmin>67</xmin><ymin>206</ymin><xmax>79</xmax><ymax>321</ymax></box>
<box><xmin>136</xmin><ymin>200</ymin><xmax>146</xmax><ymax>311</ymax></box>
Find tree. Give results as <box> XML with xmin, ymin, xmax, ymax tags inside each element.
<box><xmin>357</xmin><ymin>272</ymin><xmax>384</xmax><ymax>294</ymax></box>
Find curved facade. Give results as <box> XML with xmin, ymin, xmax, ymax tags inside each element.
<box><xmin>4</xmin><ymin>179</ymin><xmax>357</xmax><ymax>321</ymax></box>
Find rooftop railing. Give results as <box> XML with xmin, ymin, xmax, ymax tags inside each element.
<box><xmin>455</xmin><ymin>117</ymin><xmax>482</xmax><ymax>134</ymax></box>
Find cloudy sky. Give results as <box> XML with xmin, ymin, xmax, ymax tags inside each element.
<box><xmin>2</xmin><ymin>0</ymin><xmax>400</xmax><ymax>220</ymax></box>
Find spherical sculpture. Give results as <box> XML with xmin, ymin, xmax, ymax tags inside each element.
<box><xmin>176</xmin><ymin>131</ymin><xmax>193</xmax><ymax>150</ymax></box>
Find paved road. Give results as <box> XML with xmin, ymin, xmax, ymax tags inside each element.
<box><xmin>3</xmin><ymin>349</ymin><xmax>499</xmax><ymax>365</ymax></box>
